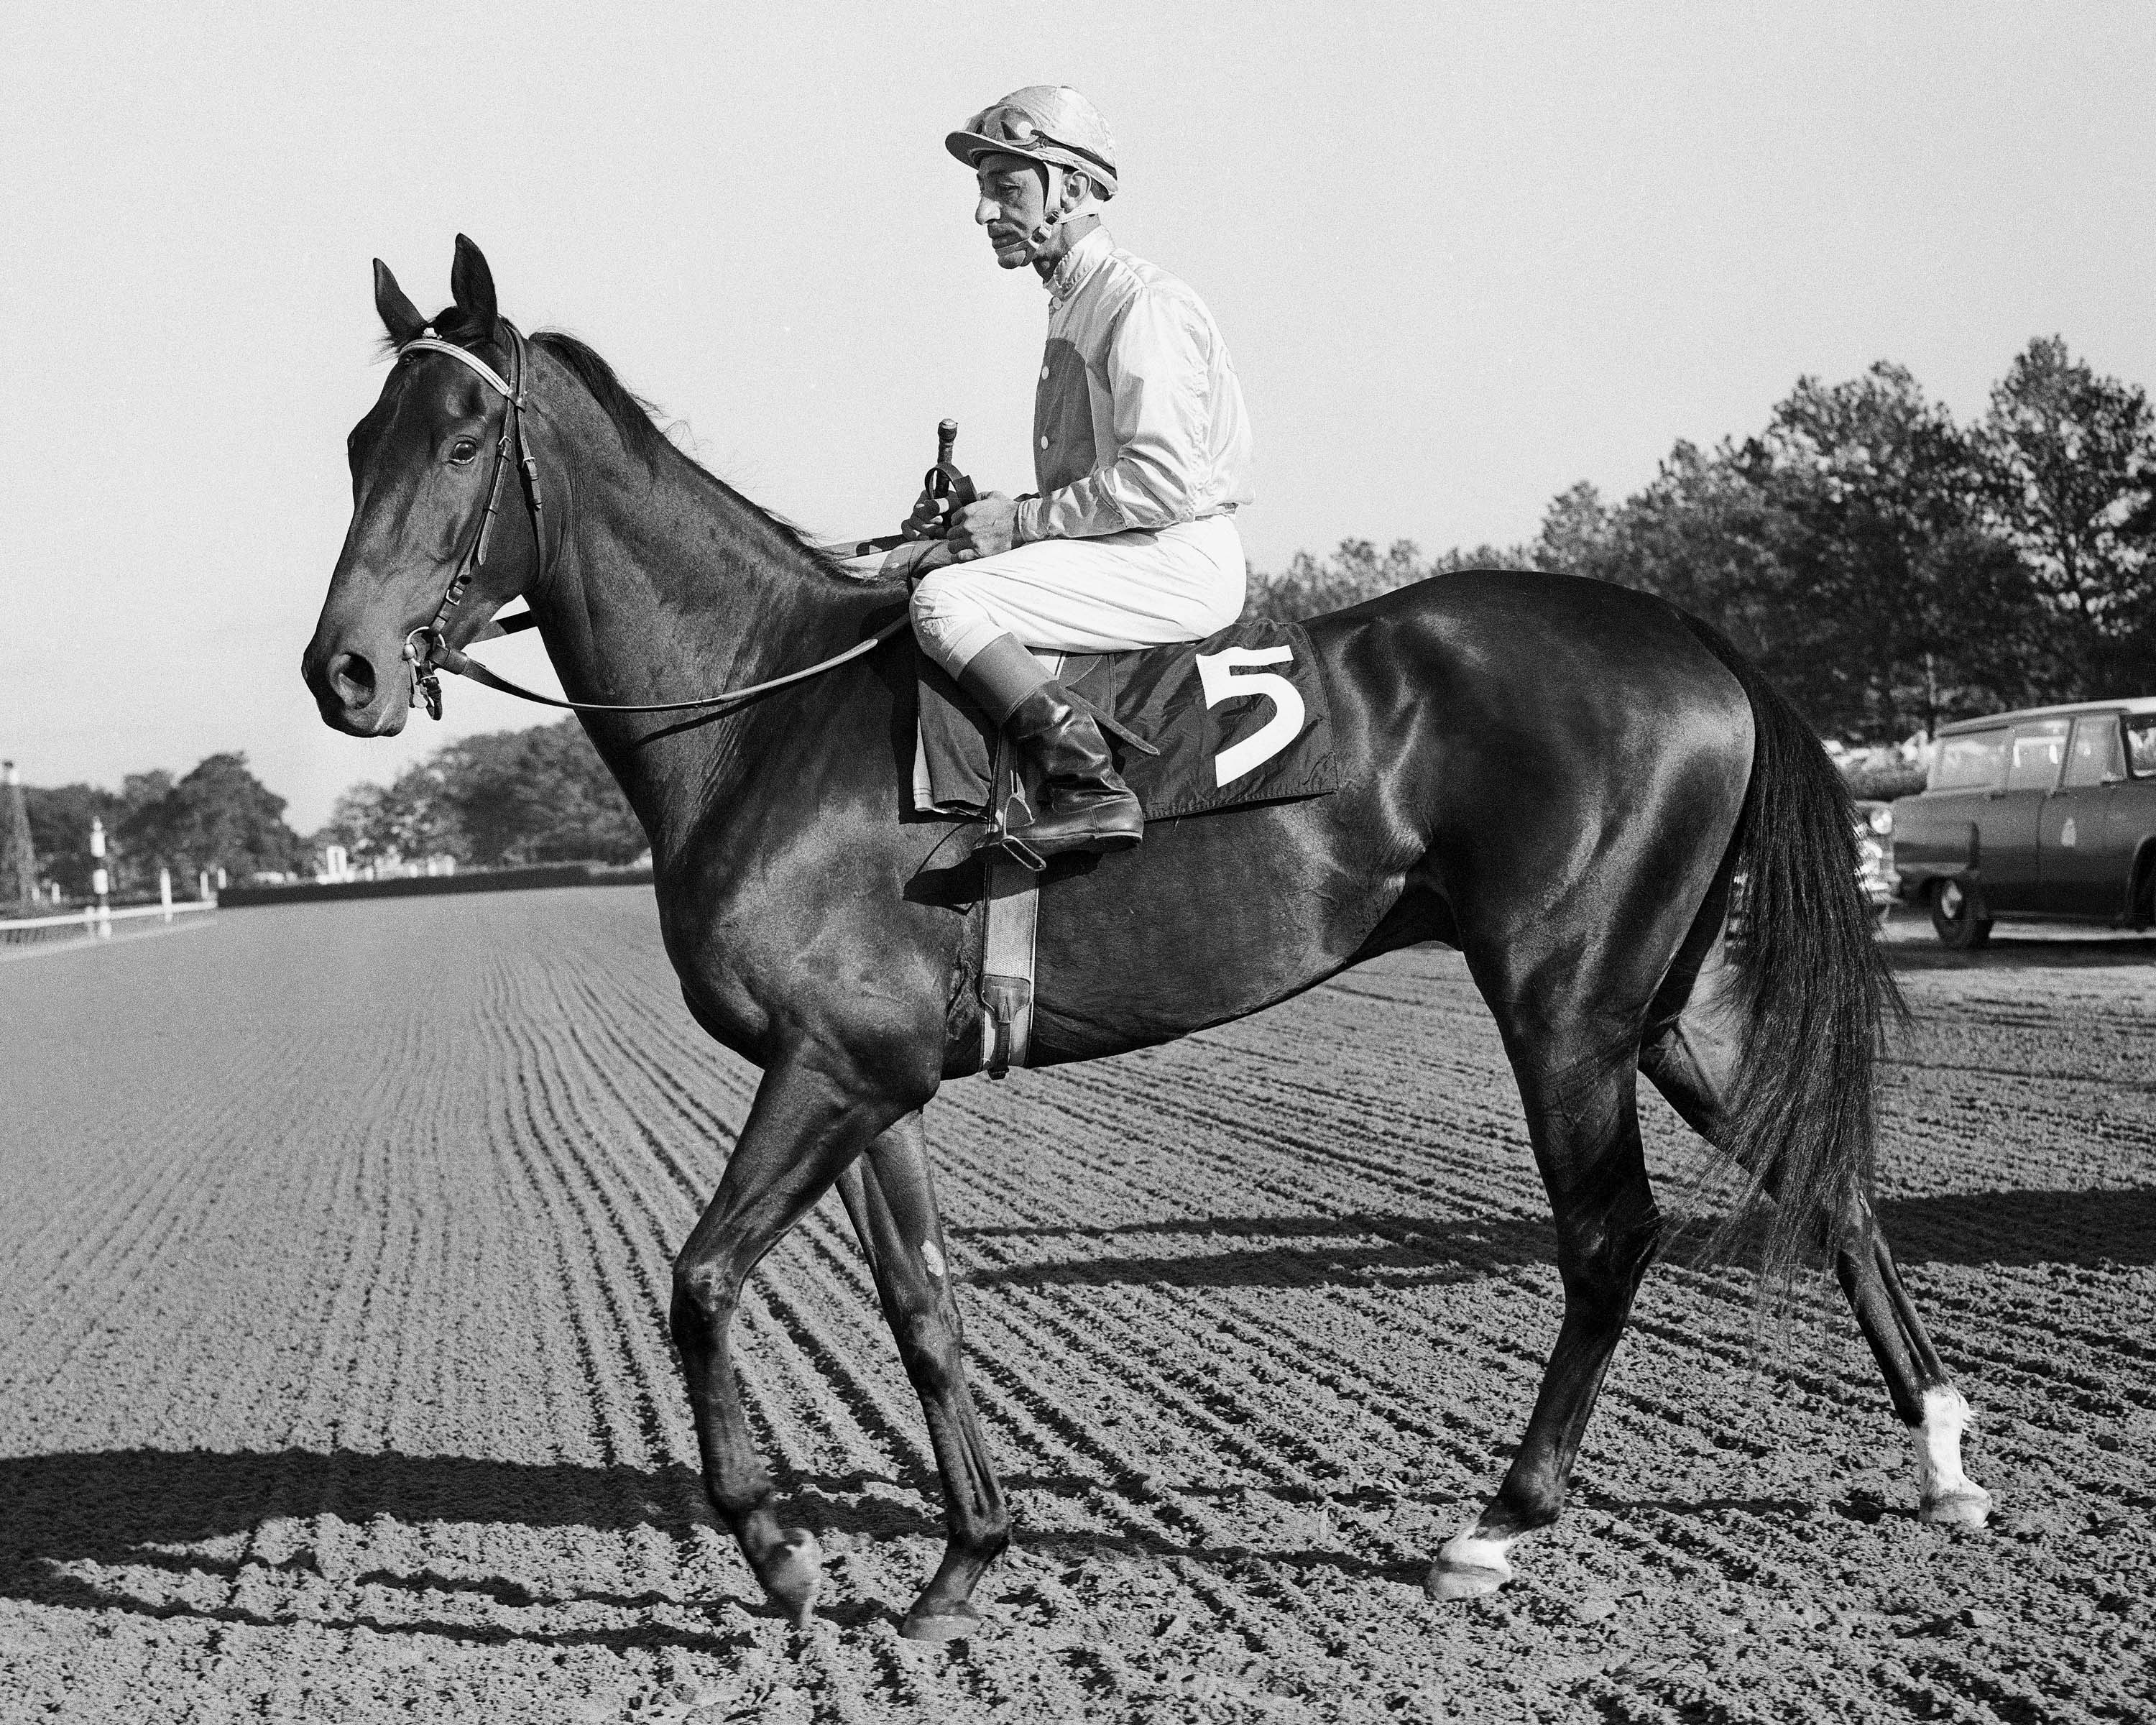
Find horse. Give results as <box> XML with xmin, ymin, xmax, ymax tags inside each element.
<box><xmin>302</xmin><ymin>236</ymin><xmax>1991</xmax><ymax>1640</ymax></box>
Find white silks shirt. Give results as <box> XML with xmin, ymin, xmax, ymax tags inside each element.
<box><xmin>1015</xmin><ymin>225</ymin><xmax>1256</xmax><ymax>545</ymax></box>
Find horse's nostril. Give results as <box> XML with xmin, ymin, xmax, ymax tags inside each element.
<box><xmin>328</xmin><ymin>650</ymin><xmax>377</xmax><ymax>708</ymax></box>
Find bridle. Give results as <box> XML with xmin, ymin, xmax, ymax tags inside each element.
<box><xmin>395</xmin><ymin>320</ymin><xmax>544</xmax><ymax>719</ymax></box>
<box><xmin>391</xmin><ymin>321</ymin><xmax>905</xmax><ymax>721</ymax></box>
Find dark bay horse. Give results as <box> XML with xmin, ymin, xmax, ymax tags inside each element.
<box><xmin>303</xmin><ymin>238</ymin><xmax>1991</xmax><ymax>1639</ymax></box>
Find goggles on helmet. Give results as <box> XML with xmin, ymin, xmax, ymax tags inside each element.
<box><xmin>965</xmin><ymin>104</ymin><xmax>1115</xmax><ymax>179</ymax></box>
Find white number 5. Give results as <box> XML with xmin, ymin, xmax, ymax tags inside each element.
<box><xmin>1194</xmin><ymin>645</ymin><xmax>1307</xmax><ymax>788</ymax></box>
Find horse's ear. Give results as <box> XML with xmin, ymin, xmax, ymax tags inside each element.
<box><xmin>373</xmin><ymin>259</ymin><xmax>426</xmax><ymax>346</ymax></box>
<box><xmin>449</xmin><ymin>234</ymin><xmax>499</xmax><ymax>339</ymax></box>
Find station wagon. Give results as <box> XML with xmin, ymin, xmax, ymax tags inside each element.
<box><xmin>1891</xmin><ymin>696</ymin><xmax>2156</xmax><ymax>947</ymax></box>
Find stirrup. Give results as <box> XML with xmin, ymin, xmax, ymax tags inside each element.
<box><xmin>975</xmin><ymin>827</ymin><xmax>1047</xmax><ymax>873</ymax></box>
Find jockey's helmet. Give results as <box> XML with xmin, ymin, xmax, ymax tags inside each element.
<box><xmin>946</xmin><ymin>86</ymin><xmax>1118</xmax><ymax>199</ymax></box>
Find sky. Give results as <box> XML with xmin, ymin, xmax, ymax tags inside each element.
<box><xmin>4</xmin><ymin>1</ymin><xmax>2152</xmax><ymax>832</ymax></box>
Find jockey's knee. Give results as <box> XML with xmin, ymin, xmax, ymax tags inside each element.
<box><xmin>910</xmin><ymin>569</ymin><xmax>997</xmax><ymax>678</ymax></box>
<box><xmin>908</xmin><ymin>566</ymin><xmax>954</xmax><ymax>632</ymax></box>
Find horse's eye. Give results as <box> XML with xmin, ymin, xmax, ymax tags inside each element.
<box><xmin>449</xmin><ymin>438</ymin><xmax>479</xmax><ymax>466</ymax></box>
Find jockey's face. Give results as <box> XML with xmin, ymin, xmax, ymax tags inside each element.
<box><xmin>974</xmin><ymin>152</ymin><xmax>1054</xmax><ymax>270</ymax></box>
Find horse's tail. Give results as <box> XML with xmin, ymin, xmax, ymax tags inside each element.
<box><xmin>1677</xmin><ymin>614</ymin><xmax>1903</xmax><ymax>1294</ymax></box>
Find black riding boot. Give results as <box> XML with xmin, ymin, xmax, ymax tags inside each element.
<box><xmin>954</xmin><ymin>634</ymin><xmax>1144</xmax><ymax>858</ymax></box>
<box><xmin>1002</xmin><ymin>685</ymin><xmax>1145</xmax><ymax>856</ymax></box>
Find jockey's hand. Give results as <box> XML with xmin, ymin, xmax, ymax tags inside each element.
<box><xmin>947</xmin><ymin>493</ymin><xmax>1018</xmax><ymax>562</ymax></box>
<box><xmin>903</xmin><ymin>486</ymin><xmax>949</xmax><ymax>540</ymax></box>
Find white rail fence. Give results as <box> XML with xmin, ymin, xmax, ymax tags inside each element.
<box><xmin>1</xmin><ymin>899</ymin><xmax>216</xmax><ymax>947</ymax></box>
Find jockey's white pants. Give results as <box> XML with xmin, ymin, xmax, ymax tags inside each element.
<box><xmin>903</xmin><ymin>514</ymin><xmax>1248</xmax><ymax>678</ymax></box>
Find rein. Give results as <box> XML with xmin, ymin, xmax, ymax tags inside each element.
<box><xmin>395</xmin><ymin>323</ymin><xmax>904</xmax><ymax>719</ymax></box>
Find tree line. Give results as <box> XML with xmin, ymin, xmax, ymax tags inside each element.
<box><xmin>1249</xmin><ymin>336</ymin><xmax>2155</xmax><ymax>742</ymax></box>
<box><xmin>319</xmin><ymin>720</ymin><xmax>645</xmax><ymax>873</ymax></box>
<box><xmin>20</xmin><ymin>722</ymin><xmax>646</xmax><ymax>900</ymax></box>
<box><xmin>21</xmin><ymin>756</ymin><xmax>307</xmax><ymax>899</ymax></box>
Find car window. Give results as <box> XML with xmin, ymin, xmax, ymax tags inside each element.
<box><xmin>1930</xmin><ymin>730</ymin><xmax>2009</xmax><ymax>791</ymax></box>
<box><xmin>2004</xmin><ymin>719</ymin><xmax>2070</xmax><ymax>791</ymax></box>
<box><xmin>2062</xmin><ymin>716</ymin><xmax>2124</xmax><ymax>788</ymax></box>
<box><xmin>2128</xmin><ymin>717</ymin><xmax>2156</xmax><ymax>778</ymax></box>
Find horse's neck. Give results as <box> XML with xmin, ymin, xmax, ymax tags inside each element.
<box><xmin>533</xmin><ymin>394</ymin><xmax>848</xmax><ymax>698</ymax></box>
<box><xmin>522</xmin><ymin>367</ymin><xmax>872</xmax><ymax>851</ymax></box>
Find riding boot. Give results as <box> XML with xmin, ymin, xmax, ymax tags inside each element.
<box><xmin>954</xmin><ymin>633</ymin><xmax>1144</xmax><ymax>857</ymax></box>
<box><xmin>1002</xmin><ymin>686</ymin><xmax>1146</xmax><ymax>856</ymax></box>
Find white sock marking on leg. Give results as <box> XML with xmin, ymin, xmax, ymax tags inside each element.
<box><xmin>1915</xmin><ymin>1386</ymin><xmax>1970</xmax><ymax>1496</ymax></box>
<box><xmin>1912</xmin><ymin>1385</ymin><xmax>1992</xmax><ymax>1521</ymax></box>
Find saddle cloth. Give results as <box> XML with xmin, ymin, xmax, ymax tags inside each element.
<box><xmin>913</xmin><ymin>617</ymin><xmax>1345</xmax><ymax>822</ymax></box>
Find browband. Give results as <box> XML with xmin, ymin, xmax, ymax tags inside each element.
<box><xmin>398</xmin><ymin>328</ymin><xmax>520</xmax><ymax>401</ymax></box>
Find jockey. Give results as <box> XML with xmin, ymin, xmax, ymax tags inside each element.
<box><xmin>911</xmin><ymin>86</ymin><xmax>1255</xmax><ymax>857</ymax></box>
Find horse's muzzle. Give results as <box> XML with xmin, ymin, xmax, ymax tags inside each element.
<box><xmin>303</xmin><ymin>638</ymin><xmax>410</xmax><ymax>736</ymax></box>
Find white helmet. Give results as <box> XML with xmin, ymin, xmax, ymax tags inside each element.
<box><xmin>946</xmin><ymin>86</ymin><xmax>1118</xmax><ymax>199</ymax></box>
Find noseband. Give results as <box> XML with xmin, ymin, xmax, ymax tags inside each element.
<box><xmin>391</xmin><ymin>324</ymin><xmax>904</xmax><ymax>720</ymax></box>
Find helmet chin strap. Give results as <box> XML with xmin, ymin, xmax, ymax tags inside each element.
<box><xmin>1026</xmin><ymin>162</ymin><xmax>1072</xmax><ymax>250</ymax></box>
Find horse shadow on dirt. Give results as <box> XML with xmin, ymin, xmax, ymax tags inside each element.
<box><xmin>953</xmin><ymin>1187</ymin><xmax>2155</xmax><ymax>1289</ymax></box>
<box><xmin>0</xmin><ymin>1448</ymin><xmax>1411</xmax><ymax>1642</ymax></box>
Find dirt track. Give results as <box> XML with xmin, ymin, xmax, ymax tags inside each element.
<box><xmin>2</xmin><ymin>891</ymin><xmax>2150</xmax><ymax>1724</ymax></box>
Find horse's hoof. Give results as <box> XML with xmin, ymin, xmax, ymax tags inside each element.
<box><xmin>898</xmin><ymin>1601</ymin><xmax>982</xmax><ymax>1642</ymax></box>
<box><xmin>1920</xmin><ymin>1485</ymin><xmax>1994</xmax><ymax>1528</ymax></box>
<box><xmin>760</xmin><ymin>1528</ymin><xmax>825</xmax><ymax>1627</ymax></box>
<box><xmin>1427</xmin><ymin>1558</ymin><xmax>1510</xmax><ymax>1601</ymax></box>
<box><xmin>1428</xmin><ymin>1527</ymin><xmax>1514</xmax><ymax>1601</ymax></box>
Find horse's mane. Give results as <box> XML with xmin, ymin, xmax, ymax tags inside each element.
<box><xmin>404</xmin><ymin>307</ymin><xmax>860</xmax><ymax>581</ymax></box>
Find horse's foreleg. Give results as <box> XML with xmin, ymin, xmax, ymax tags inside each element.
<box><xmin>834</xmin><ymin>1112</ymin><xmax>1010</xmax><ymax>1640</ymax></box>
<box><xmin>1432</xmin><ymin>1043</ymin><xmax>1661</xmax><ymax>1600</ymax></box>
<box><xmin>670</xmin><ymin>1057</ymin><xmax>912</xmax><ymax>1627</ymax></box>
<box><xmin>1639</xmin><ymin>959</ymin><xmax>1992</xmax><ymax>1527</ymax></box>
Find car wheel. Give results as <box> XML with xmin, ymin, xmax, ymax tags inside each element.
<box><xmin>1930</xmin><ymin>879</ymin><xmax>1993</xmax><ymax>950</ymax></box>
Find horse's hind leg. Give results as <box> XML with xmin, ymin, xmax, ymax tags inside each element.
<box><xmin>1431</xmin><ymin>1026</ymin><xmax>1662</xmax><ymax>1599</ymax></box>
<box><xmin>1828</xmin><ymin>1211</ymin><xmax>1992</xmax><ymax>1524</ymax></box>
<box><xmin>834</xmin><ymin>1112</ymin><xmax>1010</xmax><ymax>1640</ymax></box>
<box><xmin>1638</xmin><ymin>936</ymin><xmax>1993</xmax><ymax>1525</ymax></box>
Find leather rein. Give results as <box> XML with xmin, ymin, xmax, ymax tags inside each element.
<box><xmin>395</xmin><ymin>322</ymin><xmax>904</xmax><ymax>720</ymax></box>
